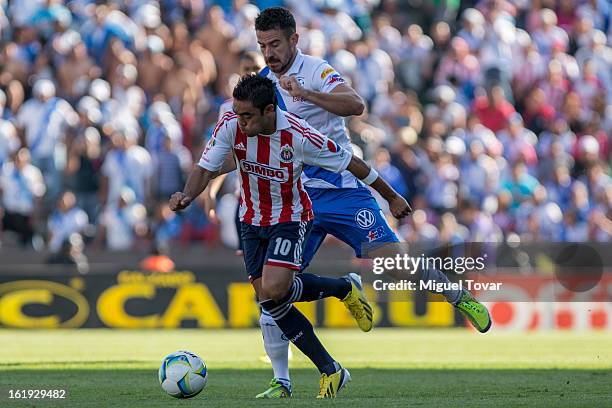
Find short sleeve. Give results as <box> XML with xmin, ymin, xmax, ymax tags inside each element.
<box><xmin>312</xmin><ymin>62</ymin><xmax>346</xmax><ymax>94</ymax></box>
<box><xmin>198</xmin><ymin>116</ymin><xmax>234</xmax><ymax>172</ymax></box>
<box><xmin>301</xmin><ymin>120</ymin><xmax>352</xmax><ymax>173</ymax></box>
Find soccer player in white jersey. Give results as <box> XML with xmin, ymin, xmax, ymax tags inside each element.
<box><xmin>170</xmin><ymin>74</ymin><xmax>411</xmax><ymax>398</ymax></box>
<box><xmin>250</xmin><ymin>7</ymin><xmax>493</xmax><ymax>398</ymax></box>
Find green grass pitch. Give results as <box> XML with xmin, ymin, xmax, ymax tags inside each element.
<box><xmin>0</xmin><ymin>329</ymin><xmax>611</xmax><ymax>407</ymax></box>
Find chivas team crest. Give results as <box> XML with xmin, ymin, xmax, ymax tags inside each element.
<box><xmin>280</xmin><ymin>144</ymin><xmax>294</xmax><ymax>163</ymax></box>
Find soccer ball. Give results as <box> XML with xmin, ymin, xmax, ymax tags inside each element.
<box><xmin>159</xmin><ymin>350</ymin><xmax>208</xmax><ymax>398</ymax></box>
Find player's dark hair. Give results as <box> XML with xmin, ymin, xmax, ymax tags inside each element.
<box><xmin>232</xmin><ymin>74</ymin><xmax>277</xmax><ymax>113</ymax></box>
<box><xmin>255</xmin><ymin>7</ymin><xmax>296</xmax><ymax>37</ymax></box>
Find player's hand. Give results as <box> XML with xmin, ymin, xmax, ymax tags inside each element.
<box><xmin>169</xmin><ymin>192</ymin><xmax>193</xmax><ymax>211</ymax></box>
<box><xmin>279</xmin><ymin>75</ymin><xmax>306</xmax><ymax>98</ymax></box>
<box><xmin>388</xmin><ymin>195</ymin><xmax>412</xmax><ymax>219</ymax></box>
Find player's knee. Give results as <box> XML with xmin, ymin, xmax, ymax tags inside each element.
<box><xmin>263</xmin><ymin>282</ymin><xmax>290</xmax><ymax>302</ymax></box>
<box><xmin>261</xmin><ymin>265</ymin><xmax>294</xmax><ymax>301</ymax></box>
<box><xmin>261</xmin><ymin>277</ymin><xmax>291</xmax><ymax>302</ymax></box>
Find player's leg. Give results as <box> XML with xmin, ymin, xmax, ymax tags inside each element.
<box><xmin>413</xmin><ymin>260</ymin><xmax>491</xmax><ymax>332</ymax></box>
<box><xmin>242</xmin><ymin>219</ymin><xmax>291</xmax><ymax>398</ymax></box>
<box><xmin>298</xmin><ymin>209</ymin><xmax>375</xmax><ymax>331</ymax></box>
<box><xmin>257</xmin><ymin>310</ymin><xmax>291</xmax><ymax>397</ymax></box>
<box><xmin>241</xmin><ymin>222</ymin><xmax>293</xmax><ymax>398</ymax></box>
<box><xmin>264</xmin><ymin>220</ymin><xmax>354</xmax><ymax>303</ymax></box>
<box><xmin>316</xmin><ymin>185</ymin><xmax>491</xmax><ymax>332</ymax></box>
<box><xmin>256</xmin><ymin>267</ymin><xmax>350</xmax><ymax>399</ymax></box>
<box><xmin>255</xmin><ymin>221</ymin><xmax>351</xmax><ymax>398</ymax></box>
<box><xmin>257</xmin><ymin>219</ymin><xmax>375</xmax><ymax>397</ymax></box>
<box><xmin>264</xmin><ymin>220</ymin><xmax>371</xmax><ymax>330</ymax></box>
<box><xmin>256</xmin><ymin>221</ymin><xmax>328</xmax><ymax>398</ymax></box>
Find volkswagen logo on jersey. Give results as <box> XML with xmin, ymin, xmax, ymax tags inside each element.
<box><xmin>280</xmin><ymin>144</ymin><xmax>294</xmax><ymax>163</ymax></box>
<box><xmin>240</xmin><ymin>160</ymin><xmax>288</xmax><ymax>182</ymax></box>
<box><xmin>355</xmin><ymin>208</ymin><xmax>376</xmax><ymax>229</ymax></box>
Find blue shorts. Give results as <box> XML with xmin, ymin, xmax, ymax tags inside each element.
<box><xmin>241</xmin><ymin>220</ymin><xmax>313</xmax><ymax>281</ymax></box>
<box><xmin>302</xmin><ymin>185</ymin><xmax>399</xmax><ymax>269</ymax></box>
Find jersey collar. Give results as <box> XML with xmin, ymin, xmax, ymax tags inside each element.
<box><xmin>275</xmin><ymin>107</ymin><xmax>291</xmax><ymax>131</ymax></box>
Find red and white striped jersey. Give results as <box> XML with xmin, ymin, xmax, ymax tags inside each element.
<box><xmin>199</xmin><ymin>107</ymin><xmax>352</xmax><ymax>226</ymax></box>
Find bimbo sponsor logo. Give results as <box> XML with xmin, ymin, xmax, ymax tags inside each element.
<box><xmin>240</xmin><ymin>160</ymin><xmax>288</xmax><ymax>182</ymax></box>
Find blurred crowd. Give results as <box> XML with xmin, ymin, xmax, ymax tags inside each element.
<box><xmin>0</xmin><ymin>0</ymin><xmax>610</xmax><ymax>258</ymax></box>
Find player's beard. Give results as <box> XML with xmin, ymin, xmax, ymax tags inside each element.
<box><xmin>268</xmin><ymin>49</ymin><xmax>296</xmax><ymax>75</ymax></box>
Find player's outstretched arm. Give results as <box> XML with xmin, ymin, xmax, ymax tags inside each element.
<box><xmin>346</xmin><ymin>156</ymin><xmax>413</xmax><ymax>219</ymax></box>
<box><xmin>169</xmin><ymin>166</ymin><xmax>216</xmax><ymax>211</ymax></box>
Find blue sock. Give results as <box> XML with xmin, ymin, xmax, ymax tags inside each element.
<box><xmin>292</xmin><ymin>273</ymin><xmax>351</xmax><ymax>302</ymax></box>
<box><xmin>260</xmin><ymin>299</ymin><xmax>337</xmax><ymax>375</ymax></box>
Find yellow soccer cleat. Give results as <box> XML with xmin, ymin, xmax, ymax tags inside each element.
<box><xmin>341</xmin><ymin>273</ymin><xmax>373</xmax><ymax>332</ymax></box>
<box><xmin>455</xmin><ymin>289</ymin><xmax>492</xmax><ymax>333</ymax></box>
<box><xmin>317</xmin><ymin>367</ymin><xmax>351</xmax><ymax>399</ymax></box>
<box><xmin>255</xmin><ymin>378</ymin><xmax>291</xmax><ymax>399</ymax></box>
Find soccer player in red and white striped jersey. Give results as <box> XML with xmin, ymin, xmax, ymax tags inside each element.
<box><xmin>201</xmin><ymin>105</ymin><xmax>348</xmax><ymax>227</ymax></box>
<box><xmin>170</xmin><ymin>74</ymin><xmax>411</xmax><ymax>398</ymax></box>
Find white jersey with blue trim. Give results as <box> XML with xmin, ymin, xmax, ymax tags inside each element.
<box><xmin>260</xmin><ymin>49</ymin><xmax>359</xmax><ymax>190</ymax></box>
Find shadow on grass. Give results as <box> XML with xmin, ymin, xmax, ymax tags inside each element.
<box><xmin>0</xmin><ymin>368</ymin><xmax>610</xmax><ymax>407</ymax></box>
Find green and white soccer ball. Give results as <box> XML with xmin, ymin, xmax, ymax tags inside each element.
<box><xmin>159</xmin><ymin>350</ymin><xmax>208</xmax><ymax>398</ymax></box>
